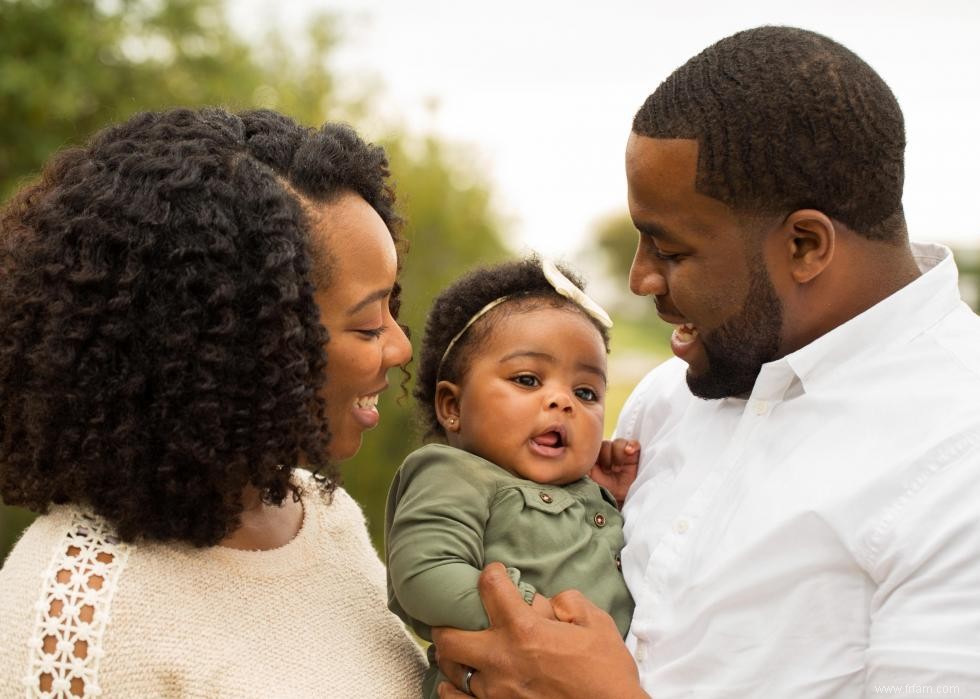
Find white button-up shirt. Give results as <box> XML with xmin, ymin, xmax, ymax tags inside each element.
<box><xmin>616</xmin><ymin>243</ymin><xmax>980</xmax><ymax>698</ymax></box>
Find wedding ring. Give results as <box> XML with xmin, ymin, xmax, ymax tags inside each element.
<box><xmin>462</xmin><ymin>666</ymin><xmax>476</xmax><ymax>696</ymax></box>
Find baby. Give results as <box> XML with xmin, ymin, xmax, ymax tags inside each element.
<box><xmin>385</xmin><ymin>257</ymin><xmax>636</xmax><ymax>697</ymax></box>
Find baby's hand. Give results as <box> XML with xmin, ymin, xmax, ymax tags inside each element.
<box><xmin>590</xmin><ymin>439</ymin><xmax>640</xmax><ymax>509</ymax></box>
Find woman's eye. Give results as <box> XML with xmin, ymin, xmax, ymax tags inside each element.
<box><xmin>356</xmin><ymin>327</ymin><xmax>386</xmax><ymax>339</ymax></box>
<box><xmin>513</xmin><ymin>375</ymin><xmax>540</xmax><ymax>388</ymax></box>
<box><xmin>575</xmin><ymin>387</ymin><xmax>599</xmax><ymax>402</ymax></box>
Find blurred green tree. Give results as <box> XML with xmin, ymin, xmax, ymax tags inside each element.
<box><xmin>344</xmin><ymin>134</ymin><xmax>508</xmax><ymax>545</ymax></box>
<box><xmin>0</xmin><ymin>0</ymin><xmax>507</xmax><ymax>560</ymax></box>
<box><xmin>589</xmin><ymin>211</ymin><xmax>673</xmax><ymax>355</ymax></box>
<box><xmin>953</xmin><ymin>248</ymin><xmax>980</xmax><ymax>312</ymax></box>
<box><xmin>594</xmin><ymin>212</ymin><xmax>638</xmax><ymax>285</ymax></box>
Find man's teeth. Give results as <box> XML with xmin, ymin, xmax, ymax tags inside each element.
<box><xmin>674</xmin><ymin>323</ymin><xmax>699</xmax><ymax>343</ymax></box>
<box><xmin>354</xmin><ymin>394</ymin><xmax>379</xmax><ymax>410</ymax></box>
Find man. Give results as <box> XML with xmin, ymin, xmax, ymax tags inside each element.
<box><xmin>434</xmin><ymin>25</ymin><xmax>980</xmax><ymax>698</ymax></box>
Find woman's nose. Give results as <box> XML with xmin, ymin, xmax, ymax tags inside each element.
<box><xmin>385</xmin><ymin>321</ymin><xmax>412</xmax><ymax>368</ymax></box>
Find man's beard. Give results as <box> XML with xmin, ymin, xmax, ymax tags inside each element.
<box><xmin>686</xmin><ymin>264</ymin><xmax>784</xmax><ymax>400</ymax></box>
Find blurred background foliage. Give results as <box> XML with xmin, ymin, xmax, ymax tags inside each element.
<box><xmin>2</xmin><ymin>0</ymin><xmax>976</xmax><ymax>562</ymax></box>
<box><xmin>0</xmin><ymin>0</ymin><xmax>667</xmax><ymax>561</ymax></box>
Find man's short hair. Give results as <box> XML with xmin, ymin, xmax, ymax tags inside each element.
<box><xmin>633</xmin><ymin>26</ymin><xmax>906</xmax><ymax>242</ymax></box>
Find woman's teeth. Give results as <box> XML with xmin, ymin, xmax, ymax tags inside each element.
<box><xmin>354</xmin><ymin>394</ymin><xmax>379</xmax><ymax>410</ymax></box>
<box><xmin>673</xmin><ymin>323</ymin><xmax>699</xmax><ymax>343</ymax></box>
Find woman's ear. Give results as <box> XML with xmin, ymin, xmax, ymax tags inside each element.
<box><xmin>781</xmin><ymin>209</ymin><xmax>836</xmax><ymax>285</ymax></box>
<box><xmin>435</xmin><ymin>380</ymin><xmax>462</xmax><ymax>432</ymax></box>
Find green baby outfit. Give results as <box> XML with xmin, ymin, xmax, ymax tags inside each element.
<box><xmin>385</xmin><ymin>443</ymin><xmax>634</xmax><ymax>697</ymax></box>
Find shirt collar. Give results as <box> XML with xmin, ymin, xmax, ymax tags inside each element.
<box><xmin>755</xmin><ymin>242</ymin><xmax>962</xmax><ymax>398</ymax></box>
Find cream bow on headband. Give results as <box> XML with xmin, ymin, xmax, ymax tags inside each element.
<box><xmin>541</xmin><ymin>259</ymin><xmax>613</xmax><ymax>329</ymax></box>
<box><xmin>437</xmin><ymin>259</ymin><xmax>613</xmax><ymax>375</ymax></box>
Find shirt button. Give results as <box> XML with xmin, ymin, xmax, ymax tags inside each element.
<box><xmin>594</xmin><ymin>513</ymin><xmax>606</xmax><ymax>527</ymax></box>
<box><xmin>754</xmin><ymin>399</ymin><xmax>769</xmax><ymax>415</ymax></box>
<box><xmin>674</xmin><ymin>519</ymin><xmax>689</xmax><ymax>534</ymax></box>
<box><xmin>615</xmin><ymin>554</ymin><xmax>622</xmax><ymax>571</ymax></box>
<box><xmin>539</xmin><ymin>492</ymin><xmax>553</xmax><ymax>504</ymax></box>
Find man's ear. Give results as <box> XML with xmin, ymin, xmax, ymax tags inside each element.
<box><xmin>780</xmin><ymin>209</ymin><xmax>836</xmax><ymax>284</ymax></box>
<box><xmin>435</xmin><ymin>380</ymin><xmax>463</xmax><ymax>432</ymax></box>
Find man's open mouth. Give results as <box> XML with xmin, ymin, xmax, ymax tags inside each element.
<box><xmin>673</xmin><ymin>322</ymin><xmax>699</xmax><ymax>343</ymax></box>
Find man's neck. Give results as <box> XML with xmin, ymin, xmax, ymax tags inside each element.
<box><xmin>781</xmin><ymin>237</ymin><xmax>922</xmax><ymax>357</ymax></box>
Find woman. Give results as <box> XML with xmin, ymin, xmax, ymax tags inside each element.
<box><xmin>0</xmin><ymin>108</ymin><xmax>425</xmax><ymax>696</ymax></box>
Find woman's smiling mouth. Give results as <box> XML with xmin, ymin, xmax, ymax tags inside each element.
<box><xmin>352</xmin><ymin>391</ymin><xmax>383</xmax><ymax>429</ymax></box>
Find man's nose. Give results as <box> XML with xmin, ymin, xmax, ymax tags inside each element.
<box><xmin>629</xmin><ymin>247</ymin><xmax>668</xmax><ymax>297</ymax></box>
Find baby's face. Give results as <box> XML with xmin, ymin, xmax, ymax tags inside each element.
<box><xmin>451</xmin><ymin>307</ymin><xmax>606</xmax><ymax>485</ymax></box>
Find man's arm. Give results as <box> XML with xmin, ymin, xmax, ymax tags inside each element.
<box><xmin>863</xmin><ymin>440</ymin><xmax>980</xmax><ymax>694</ymax></box>
<box><xmin>433</xmin><ymin>563</ymin><xmax>649</xmax><ymax>699</ymax></box>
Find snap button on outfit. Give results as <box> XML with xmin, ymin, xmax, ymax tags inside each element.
<box><xmin>539</xmin><ymin>492</ymin><xmax>553</xmax><ymax>504</ymax></box>
<box><xmin>594</xmin><ymin>513</ymin><xmax>606</xmax><ymax>527</ymax></box>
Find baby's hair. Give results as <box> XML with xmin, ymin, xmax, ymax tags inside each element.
<box><xmin>413</xmin><ymin>256</ymin><xmax>610</xmax><ymax>441</ymax></box>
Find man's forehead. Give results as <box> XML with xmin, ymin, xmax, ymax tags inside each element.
<box><xmin>626</xmin><ymin>133</ymin><xmax>699</xmax><ymax>166</ymax></box>
<box><xmin>625</xmin><ymin>135</ymin><xmax>700</xmax><ymax>202</ymax></box>
<box><xmin>625</xmin><ymin>134</ymin><xmax>742</xmax><ymax>243</ymax></box>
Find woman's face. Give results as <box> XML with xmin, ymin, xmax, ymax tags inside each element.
<box><xmin>310</xmin><ymin>192</ymin><xmax>412</xmax><ymax>462</ymax></box>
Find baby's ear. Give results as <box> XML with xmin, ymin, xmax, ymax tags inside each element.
<box><xmin>435</xmin><ymin>380</ymin><xmax>463</xmax><ymax>432</ymax></box>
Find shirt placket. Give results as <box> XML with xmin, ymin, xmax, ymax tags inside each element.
<box><xmin>633</xmin><ymin>362</ymin><xmax>798</xmax><ymax>664</ymax></box>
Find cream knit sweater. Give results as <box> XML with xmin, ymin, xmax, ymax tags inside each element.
<box><xmin>0</xmin><ymin>480</ymin><xmax>425</xmax><ymax>698</ymax></box>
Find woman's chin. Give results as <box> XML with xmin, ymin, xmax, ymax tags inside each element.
<box><xmin>327</xmin><ymin>405</ymin><xmax>382</xmax><ymax>463</ymax></box>
<box><xmin>328</xmin><ymin>435</ymin><xmax>363</xmax><ymax>463</ymax></box>
<box><xmin>328</xmin><ymin>418</ymin><xmax>371</xmax><ymax>463</ymax></box>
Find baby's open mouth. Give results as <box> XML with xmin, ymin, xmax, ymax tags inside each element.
<box><xmin>532</xmin><ymin>430</ymin><xmax>565</xmax><ymax>449</ymax></box>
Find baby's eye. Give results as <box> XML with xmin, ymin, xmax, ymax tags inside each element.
<box><xmin>512</xmin><ymin>375</ymin><xmax>540</xmax><ymax>388</ymax></box>
<box><xmin>574</xmin><ymin>387</ymin><xmax>599</xmax><ymax>402</ymax></box>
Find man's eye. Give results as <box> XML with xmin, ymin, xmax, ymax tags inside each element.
<box><xmin>652</xmin><ymin>249</ymin><xmax>682</xmax><ymax>262</ymax></box>
<box><xmin>513</xmin><ymin>375</ymin><xmax>540</xmax><ymax>387</ymax></box>
<box><xmin>575</xmin><ymin>387</ymin><xmax>599</xmax><ymax>402</ymax></box>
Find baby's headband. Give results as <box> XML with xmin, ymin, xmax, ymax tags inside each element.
<box><xmin>436</xmin><ymin>259</ymin><xmax>613</xmax><ymax>376</ymax></box>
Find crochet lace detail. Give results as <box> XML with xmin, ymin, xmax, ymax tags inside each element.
<box><xmin>22</xmin><ymin>512</ymin><xmax>131</xmax><ymax>698</ymax></box>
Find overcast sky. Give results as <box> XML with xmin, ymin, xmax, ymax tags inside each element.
<box><xmin>230</xmin><ymin>0</ymin><xmax>980</xmax><ymax>258</ymax></box>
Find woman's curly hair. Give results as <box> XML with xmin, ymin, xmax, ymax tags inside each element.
<box><xmin>413</xmin><ymin>256</ymin><xmax>610</xmax><ymax>441</ymax></box>
<box><xmin>0</xmin><ymin>107</ymin><xmax>402</xmax><ymax>546</ymax></box>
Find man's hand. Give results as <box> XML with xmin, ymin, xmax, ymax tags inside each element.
<box><xmin>433</xmin><ymin>563</ymin><xmax>647</xmax><ymax>699</ymax></box>
<box><xmin>591</xmin><ymin>438</ymin><xmax>640</xmax><ymax>508</ymax></box>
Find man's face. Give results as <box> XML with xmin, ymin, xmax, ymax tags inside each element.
<box><xmin>625</xmin><ymin>134</ymin><xmax>784</xmax><ymax>399</ymax></box>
